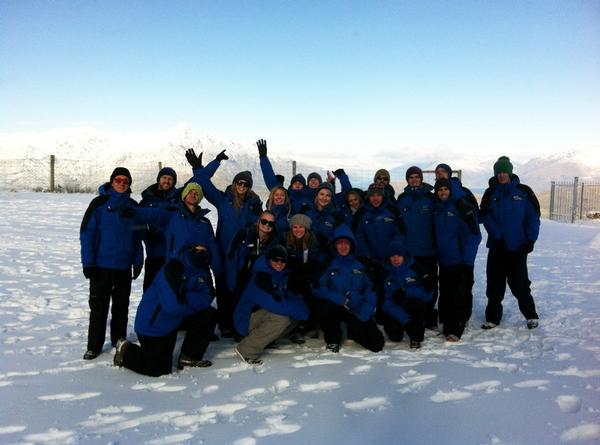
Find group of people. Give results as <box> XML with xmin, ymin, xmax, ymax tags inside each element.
<box><xmin>79</xmin><ymin>140</ymin><xmax>541</xmax><ymax>376</ymax></box>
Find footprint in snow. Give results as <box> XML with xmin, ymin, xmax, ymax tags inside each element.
<box><xmin>253</xmin><ymin>414</ymin><xmax>301</xmax><ymax>437</ymax></box>
<box><xmin>291</xmin><ymin>359</ymin><xmax>342</xmax><ymax>368</ymax></box>
<box><xmin>233</xmin><ymin>438</ymin><xmax>256</xmax><ymax>445</ymax></box>
<box><xmin>464</xmin><ymin>380</ymin><xmax>502</xmax><ymax>393</ymax></box>
<box><xmin>548</xmin><ymin>366</ymin><xmax>600</xmax><ymax>378</ymax></box>
<box><xmin>298</xmin><ymin>381</ymin><xmax>340</xmax><ymax>392</ymax></box>
<box><xmin>343</xmin><ymin>396</ymin><xmax>389</xmax><ymax>412</ymax></box>
<box><xmin>395</xmin><ymin>370</ymin><xmax>436</xmax><ymax>393</ymax></box>
<box><xmin>252</xmin><ymin>400</ymin><xmax>297</xmax><ymax>414</ymax></box>
<box><xmin>38</xmin><ymin>392</ymin><xmax>100</xmax><ymax>401</ymax></box>
<box><xmin>430</xmin><ymin>390</ymin><xmax>472</xmax><ymax>403</ymax></box>
<box><xmin>131</xmin><ymin>382</ymin><xmax>186</xmax><ymax>392</ymax></box>
<box><xmin>556</xmin><ymin>395</ymin><xmax>581</xmax><ymax>413</ymax></box>
<box><xmin>349</xmin><ymin>365</ymin><xmax>371</xmax><ymax>375</ymax></box>
<box><xmin>560</xmin><ymin>423</ymin><xmax>600</xmax><ymax>442</ymax></box>
<box><xmin>24</xmin><ymin>428</ymin><xmax>75</xmax><ymax>444</ymax></box>
<box><xmin>513</xmin><ymin>379</ymin><xmax>550</xmax><ymax>390</ymax></box>
<box><xmin>232</xmin><ymin>387</ymin><xmax>267</xmax><ymax>401</ymax></box>
<box><xmin>0</xmin><ymin>425</ymin><xmax>26</xmax><ymax>434</ymax></box>
<box><xmin>144</xmin><ymin>433</ymin><xmax>194</xmax><ymax>445</ymax></box>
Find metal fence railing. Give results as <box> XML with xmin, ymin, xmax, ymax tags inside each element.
<box><xmin>549</xmin><ymin>177</ymin><xmax>600</xmax><ymax>222</ymax></box>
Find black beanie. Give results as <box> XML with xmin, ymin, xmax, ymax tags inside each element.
<box><xmin>307</xmin><ymin>172</ymin><xmax>322</xmax><ymax>184</ymax></box>
<box><xmin>405</xmin><ymin>166</ymin><xmax>423</xmax><ymax>181</ymax></box>
<box><xmin>435</xmin><ymin>163</ymin><xmax>452</xmax><ymax>178</ymax></box>
<box><xmin>267</xmin><ymin>244</ymin><xmax>288</xmax><ymax>262</ymax></box>
<box><xmin>233</xmin><ymin>171</ymin><xmax>253</xmax><ymax>188</ymax></box>
<box><xmin>110</xmin><ymin>167</ymin><xmax>132</xmax><ymax>185</ymax></box>
<box><xmin>434</xmin><ymin>178</ymin><xmax>452</xmax><ymax>193</ymax></box>
<box><xmin>157</xmin><ymin>167</ymin><xmax>177</xmax><ymax>186</ymax></box>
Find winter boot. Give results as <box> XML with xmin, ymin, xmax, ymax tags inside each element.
<box><xmin>177</xmin><ymin>353</ymin><xmax>212</xmax><ymax>369</ymax></box>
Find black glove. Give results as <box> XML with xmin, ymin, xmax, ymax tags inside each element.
<box><xmin>185</xmin><ymin>148</ymin><xmax>203</xmax><ymax>169</ymax></box>
<box><xmin>215</xmin><ymin>149</ymin><xmax>229</xmax><ymax>162</ymax></box>
<box><xmin>256</xmin><ymin>139</ymin><xmax>267</xmax><ymax>158</ymax></box>
<box><xmin>83</xmin><ymin>266</ymin><xmax>96</xmax><ymax>280</ymax></box>
<box><xmin>521</xmin><ymin>240</ymin><xmax>535</xmax><ymax>254</ymax></box>
<box><xmin>132</xmin><ymin>265</ymin><xmax>142</xmax><ymax>280</ymax></box>
<box><xmin>333</xmin><ymin>168</ymin><xmax>346</xmax><ymax>177</ymax></box>
<box><xmin>119</xmin><ymin>206</ymin><xmax>135</xmax><ymax>218</ymax></box>
<box><xmin>491</xmin><ymin>238</ymin><xmax>506</xmax><ymax>252</ymax></box>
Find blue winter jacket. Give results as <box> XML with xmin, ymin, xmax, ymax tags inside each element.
<box><xmin>480</xmin><ymin>175</ymin><xmax>540</xmax><ymax>251</ymax></box>
<box><xmin>139</xmin><ymin>183</ymin><xmax>180</xmax><ymax>258</ymax></box>
<box><xmin>382</xmin><ymin>258</ymin><xmax>433</xmax><ymax>324</ymax></box>
<box><xmin>356</xmin><ymin>203</ymin><xmax>405</xmax><ymax>266</ymax></box>
<box><xmin>233</xmin><ymin>255</ymin><xmax>309</xmax><ymax>336</ymax></box>
<box><xmin>312</xmin><ymin>226</ymin><xmax>377</xmax><ymax>322</ymax></box>
<box><xmin>305</xmin><ymin>203</ymin><xmax>340</xmax><ymax>248</ymax></box>
<box><xmin>134</xmin><ymin>253</ymin><xmax>215</xmax><ymax>337</ymax></box>
<box><xmin>193</xmin><ymin>160</ymin><xmax>263</xmax><ymax>261</ymax></box>
<box><xmin>396</xmin><ymin>184</ymin><xmax>436</xmax><ymax>257</ymax></box>
<box><xmin>269</xmin><ymin>203</ymin><xmax>291</xmax><ymax>234</ymax></box>
<box><xmin>433</xmin><ymin>197</ymin><xmax>481</xmax><ymax>266</ymax></box>
<box><xmin>80</xmin><ymin>183</ymin><xmax>144</xmax><ymax>271</ymax></box>
<box><xmin>259</xmin><ymin>155</ymin><xmax>313</xmax><ymax>214</ymax></box>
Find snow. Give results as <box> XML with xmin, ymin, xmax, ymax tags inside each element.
<box><xmin>1</xmin><ymin>190</ymin><xmax>600</xmax><ymax>445</ymax></box>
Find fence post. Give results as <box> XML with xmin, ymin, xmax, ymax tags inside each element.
<box><xmin>549</xmin><ymin>181</ymin><xmax>555</xmax><ymax>221</ymax></box>
<box><xmin>292</xmin><ymin>160</ymin><xmax>297</xmax><ymax>176</ymax></box>
<box><xmin>571</xmin><ymin>177</ymin><xmax>579</xmax><ymax>223</ymax></box>
<box><xmin>158</xmin><ymin>161</ymin><xmax>163</xmax><ymax>170</ymax></box>
<box><xmin>579</xmin><ymin>182</ymin><xmax>585</xmax><ymax>220</ymax></box>
<box><xmin>49</xmin><ymin>155</ymin><xmax>55</xmax><ymax>192</ymax></box>
<box><xmin>456</xmin><ymin>169</ymin><xmax>462</xmax><ymax>181</ymax></box>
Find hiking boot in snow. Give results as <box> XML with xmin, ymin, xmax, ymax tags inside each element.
<box><xmin>445</xmin><ymin>334</ymin><xmax>460</xmax><ymax>342</ymax></box>
<box><xmin>527</xmin><ymin>319</ymin><xmax>539</xmax><ymax>329</ymax></box>
<box><xmin>409</xmin><ymin>340</ymin><xmax>422</xmax><ymax>349</ymax></box>
<box><xmin>326</xmin><ymin>343</ymin><xmax>340</xmax><ymax>353</ymax></box>
<box><xmin>481</xmin><ymin>322</ymin><xmax>498</xmax><ymax>330</ymax></box>
<box><xmin>83</xmin><ymin>350</ymin><xmax>99</xmax><ymax>360</ymax></box>
<box><xmin>177</xmin><ymin>353</ymin><xmax>212</xmax><ymax>369</ymax></box>
<box><xmin>233</xmin><ymin>346</ymin><xmax>263</xmax><ymax>366</ymax></box>
<box><xmin>113</xmin><ymin>338</ymin><xmax>129</xmax><ymax>367</ymax></box>
<box><xmin>289</xmin><ymin>332</ymin><xmax>306</xmax><ymax>344</ymax></box>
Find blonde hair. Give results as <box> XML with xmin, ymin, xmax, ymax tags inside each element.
<box><xmin>267</xmin><ymin>186</ymin><xmax>291</xmax><ymax>217</ymax></box>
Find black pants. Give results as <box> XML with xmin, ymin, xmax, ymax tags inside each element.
<box><xmin>142</xmin><ymin>256</ymin><xmax>166</xmax><ymax>292</ymax></box>
<box><xmin>414</xmin><ymin>255</ymin><xmax>439</xmax><ymax>327</ymax></box>
<box><xmin>215</xmin><ymin>274</ymin><xmax>239</xmax><ymax>334</ymax></box>
<box><xmin>316</xmin><ymin>299</ymin><xmax>384</xmax><ymax>352</ymax></box>
<box><xmin>438</xmin><ymin>265</ymin><xmax>473</xmax><ymax>339</ymax></box>
<box><xmin>383</xmin><ymin>299</ymin><xmax>427</xmax><ymax>342</ymax></box>
<box><xmin>87</xmin><ymin>268</ymin><xmax>131</xmax><ymax>352</ymax></box>
<box><xmin>485</xmin><ymin>249</ymin><xmax>538</xmax><ymax>324</ymax></box>
<box><xmin>122</xmin><ymin>307</ymin><xmax>217</xmax><ymax>377</ymax></box>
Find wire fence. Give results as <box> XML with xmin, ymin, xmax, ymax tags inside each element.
<box><xmin>549</xmin><ymin>177</ymin><xmax>600</xmax><ymax>222</ymax></box>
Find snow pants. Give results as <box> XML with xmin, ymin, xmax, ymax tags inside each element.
<box><xmin>438</xmin><ymin>264</ymin><xmax>473</xmax><ymax>339</ymax></box>
<box><xmin>414</xmin><ymin>255</ymin><xmax>439</xmax><ymax>328</ymax></box>
<box><xmin>383</xmin><ymin>298</ymin><xmax>427</xmax><ymax>343</ymax></box>
<box><xmin>236</xmin><ymin>309</ymin><xmax>292</xmax><ymax>360</ymax></box>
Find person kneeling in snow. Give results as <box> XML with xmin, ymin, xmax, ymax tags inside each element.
<box><xmin>312</xmin><ymin>225</ymin><xmax>385</xmax><ymax>353</ymax></box>
<box><xmin>381</xmin><ymin>241</ymin><xmax>433</xmax><ymax>349</ymax></box>
<box><xmin>233</xmin><ymin>245</ymin><xmax>309</xmax><ymax>366</ymax></box>
<box><xmin>113</xmin><ymin>240</ymin><xmax>218</xmax><ymax>377</ymax></box>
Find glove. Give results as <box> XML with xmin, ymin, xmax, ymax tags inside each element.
<box><xmin>491</xmin><ymin>238</ymin><xmax>506</xmax><ymax>252</ymax></box>
<box><xmin>185</xmin><ymin>148</ymin><xmax>203</xmax><ymax>169</ymax></box>
<box><xmin>299</xmin><ymin>203</ymin><xmax>312</xmax><ymax>214</ymax></box>
<box><xmin>132</xmin><ymin>265</ymin><xmax>142</xmax><ymax>280</ymax></box>
<box><xmin>83</xmin><ymin>266</ymin><xmax>96</xmax><ymax>280</ymax></box>
<box><xmin>256</xmin><ymin>139</ymin><xmax>267</xmax><ymax>158</ymax></box>
<box><xmin>119</xmin><ymin>206</ymin><xmax>135</xmax><ymax>218</ymax></box>
<box><xmin>521</xmin><ymin>240</ymin><xmax>535</xmax><ymax>254</ymax></box>
<box><xmin>333</xmin><ymin>168</ymin><xmax>346</xmax><ymax>177</ymax></box>
<box><xmin>215</xmin><ymin>149</ymin><xmax>229</xmax><ymax>162</ymax></box>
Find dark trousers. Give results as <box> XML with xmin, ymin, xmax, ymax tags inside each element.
<box><xmin>485</xmin><ymin>249</ymin><xmax>538</xmax><ymax>324</ymax></box>
<box><xmin>383</xmin><ymin>299</ymin><xmax>427</xmax><ymax>342</ymax></box>
<box><xmin>142</xmin><ymin>256</ymin><xmax>166</xmax><ymax>292</ymax></box>
<box><xmin>414</xmin><ymin>255</ymin><xmax>439</xmax><ymax>327</ymax></box>
<box><xmin>87</xmin><ymin>268</ymin><xmax>131</xmax><ymax>352</ymax></box>
<box><xmin>316</xmin><ymin>299</ymin><xmax>384</xmax><ymax>352</ymax></box>
<box><xmin>215</xmin><ymin>274</ymin><xmax>239</xmax><ymax>334</ymax></box>
<box><xmin>122</xmin><ymin>307</ymin><xmax>217</xmax><ymax>377</ymax></box>
<box><xmin>438</xmin><ymin>265</ymin><xmax>473</xmax><ymax>339</ymax></box>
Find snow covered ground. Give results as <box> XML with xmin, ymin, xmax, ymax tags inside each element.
<box><xmin>0</xmin><ymin>191</ymin><xmax>599</xmax><ymax>445</ymax></box>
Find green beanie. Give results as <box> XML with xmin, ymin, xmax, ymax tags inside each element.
<box><xmin>181</xmin><ymin>182</ymin><xmax>203</xmax><ymax>202</ymax></box>
<box><xmin>493</xmin><ymin>156</ymin><xmax>513</xmax><ymax>175</ymax></box>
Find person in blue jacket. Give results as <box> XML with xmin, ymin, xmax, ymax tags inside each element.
<box><xmin>305</xmin><ymin>182</ymin><xmax>341</xmax><ymax>249</ymax></box>
<box><xmin>256</xmin><ymin>139</ymin><xmax>313</xmax><ymax>214</ymax></box>
<box><xmin>480</xmin><ymin>156</ymin><xmax>540</xmax><ymax>330</ymax></box>
<box><xmin>396</xmin><ymin>166</ymin><xmax>438</xmax><ymax>329</ymax></box>
<box><xmin>381</xmin><ymin>240</ymin><xmax>433</xmax><ymax>349</ymax></box>
<box><xmin>265</xmin><ymin>185</ymin><xmax>292</xmax><ymax>234</ymax></box>
<box><xmin>114</xmin><ymin>238</ymin><xmax>218</xmax><ymax>377</ymax></box>
<box><xmin>435</xmin><ymin>163</ymin><xmax>479</xmax><ymax>210</ymax></box>
<box><xmin>233</xmin><ymin>245</ymin><xmax>309</xmax><ymax>365</ymax></box>
<box><xmin>189</xmin><ymin>149</ymin><xmax>263</xmax><ymax>337</ymax></box>
<box><xmin>312</xmin><ymin>225</ymin><xmax>384</xmax><ymax>353</ymax></box>
<box><xmin>79</xmin><ymin>167</ymin><xmax>144</xmax><ymax>360</ymax></box>
<box><xmin>433</xmin><ymin>178</ymin><xmax>481</xmax><ymax>342</ymax></box>
<box><xmin>139</xmin><ymin>167</ymin><xmax>179</xmax><ymax>291</ymax></box>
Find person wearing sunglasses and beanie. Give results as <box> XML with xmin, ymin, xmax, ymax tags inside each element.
<box><xmin>187</xmin><ymin>149</ymin><xmax>263</xmax><ymax>338</ymax></box>
<box><xmin>80</xmin><ymin>167</ymin><xmax>144</xmax><ymax>360</ymax></box>
<box><xmin>233</xmin><ymin>245</ymin><xmax>309</xmax><ymax>365</ymax></box>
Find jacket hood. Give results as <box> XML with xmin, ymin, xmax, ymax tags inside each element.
<box><xmin>331</xmin><ymin>225</ymin><xmax>356</xmax><ymax>253</ymax></box>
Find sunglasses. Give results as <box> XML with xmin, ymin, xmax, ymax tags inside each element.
<box><xmin>113</xmin><ymin>177</ymin><xmax>130</xmax><ymax>185</ymax></box>
<box><xmin>271</xmin><ymin>258</ymin><xmax>286</xmax><ymax>264</ymax></box>
<box><xmin>260</xmin><ymin>218</ymin><xmax>275</xmax><ymax>228</ymax></box>
<box><xmin>236</xmin><ymin>180</ymin><xmax>249</xmax><ymax>188</ymax></box>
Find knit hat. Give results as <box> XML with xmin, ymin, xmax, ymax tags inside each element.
<box><xmin>110</xmin><ymin>167</ymin><xmax>132</xmax><ymax>185</ymax></box>
<box><xmin>290</xmin><ymin>173</ymin><xmax>306</xmax><ymax>187</ymax></box>
<box><xmin>366</xmin><ymin>183</ymin><xmax>385</xmax><ymax>198</ymax></box>
<box><xmin>435</xmin><ymin>163</ymin><xmax>452</xmax><ymax>178</ymax></box>
<box><xmin>181</xmin><ymin>182</ymin><xmax>203</xmax><ymax>201</ymax></box>
<box><xmin>316</xmin><ymin>182</ymin><xmax>334</xmax><ymax>195</ymax></box>
<box><xmin>156</xmin><ymin>167</ymin><xmax>177</xmax><ymax>186</ymax></box>
<box><xmin>405</xmin><ymin>166</ymin><xmax>423</xmax><ymax>182</ymax></box>
<box><xmin>493</xmin><ymin>156</ymin><xmax>513</xmax><ymax>175</ymax></box>
<box><xmin>434</xmin><ymin>178</ymin><xmax>452</xmax><ymax>193</ymax></box>
<box><xmin>374</xmin><ymin>169</ymin><xmax>390</xmax><ymax>181</ymax></box>
<box><xmin>307</xmin><ymin>172</ymin><xmax>322</xmax><ymax>184</ymax></box>
<box><xmin>266</xmin><ymin>244</ymin><xmax>288</xmax><ymax>262</ymax></box>
<box><xmin>386</xmin><ymin>240</ymin><xmax>407</xmax><ymax>258</ymax></box>
<box><xmin>233</xmin><ymin>171</ymin><xmax>253</xmax><ymax>188</ymax></box>
<box><xmin>289</xmin><ymin>213</ymin><xmax>312</xmax><ymax>230</ymax></box>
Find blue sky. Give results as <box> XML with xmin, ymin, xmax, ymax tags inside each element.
<box><xmin>1</xmin><ymin>0</ymin><xmax>599</xmax><ymax>162</ymax></box>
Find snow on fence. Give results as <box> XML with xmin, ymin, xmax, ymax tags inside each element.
<box><xmin>549</xmin><ymin>177</ymin><xmax>600</xmax><ymax>222</ymax></box>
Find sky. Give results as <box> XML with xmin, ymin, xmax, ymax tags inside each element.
<box><xmin>1</xmin><ymin>0</ymin><xmax>599</xmax><ymax>163</ymax></box>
